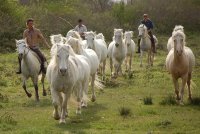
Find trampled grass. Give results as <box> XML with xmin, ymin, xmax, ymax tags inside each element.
<box><xmin>0</xmin><ymin>34</ymin><xmax>200</xmax><ymax>134</ymax></box>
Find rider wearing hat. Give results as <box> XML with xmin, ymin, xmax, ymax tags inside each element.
<box><xmin>137</xmin><ymin>14</ymin><xmax>156</xmax><ymax>53</ymax></box>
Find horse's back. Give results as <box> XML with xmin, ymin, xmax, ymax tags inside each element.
<box><xmin>84</xmin><ymin>49</ymin><xmax>99</xmax><ymax>74</ymax></box>
<box><xmin>95</xmin><ymin>39</ymin><xmax>108</xmax><ymax>61</ymax></box>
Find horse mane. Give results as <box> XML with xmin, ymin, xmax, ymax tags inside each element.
<box><xmin>124</xmin><ymin>31</ymin><xmax>133</xmax><ymax>38</ymax></box>
<box><xmin>95</xmin><ymin>33</ymin><xmax>105</xmax><ymax>40</ymax></box>
<box><xmin>66</xmin><ymin>37</ymin><xmax>82</xmax><ymax>54</ymax></box>
<box><xmin>173</xmin><ymin>25</ymin><xmax>184</xmax><ymax>32</ymax></box>
<box><xmin>67</xmin><ymin>29</ymin><xmax>82</xmax><ymax>40</ymax></box>
<box><xmin>172</xmin><ymin>30</ymin><xmax>186</xmax><ymax>45</ymax></box>
<box><xmin>50</xmin><ymin>34</ymin><xmax>63</xmax><ymax>45</ymax></box>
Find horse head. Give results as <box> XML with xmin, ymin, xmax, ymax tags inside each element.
<box><xmin>50</xmin><ymin>34</ymin><xmax>63</xmax><ymax>45</ymax></box>
<box><xmin>114</xmin><ymin>29</ymin><xmax>123</xmax><ymax>47</ymax></box>
<box><xmin>172</xmin><ymin>31</ymin><xmax>185</xmax><ymax>56</ymax></box>
<box><xmin>66</xmin><ymin>29</ymin><xmax>81</xmax><ymax>40</ymax></box>
<box><xmin>124</xmin><ymin>31</ymin><xmax>133</xmax><ymax>47</ymax></box>
<box><xmin>16</xmin><ymin>39</ymin><xmax>28</xmax><ymax>59</ymax></box>
<box><xmin>56</xmin><ymin>44</ymin><xmax>73</xmax><ymax>76</ymax></box>
<box><xmin>138</xmin><ymin>24</ymin><xmax>147</xmax><ymax>38</ymax></box>
<box><xmin>85</xmin><ymin>31</ymin><xmax>96</xmax><ymax>49</ymax></box>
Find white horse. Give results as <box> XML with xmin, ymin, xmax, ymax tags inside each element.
<box><xmin>138</xmin><ymin>24</ymin><xmax>157</xmax><ymax>67</ymax></box>
<box><xmin>95</xmin><ymin>33</ymin><xmax>105</xmax><ymax>40</ymax></box>
<box><xmin>85</xmin><ymin>31</ymin><xmax>108</xmax><ymax>80</ymax></box>
<box><xmin>65</xmin><ymin>36</ymin><xmax>103</xmax><ymax>102</ymax></box>
<box><xmin>66</xmin><ymin>29</ymin><xmax>87</xmax><ymax>48</ymax></box>
<box><xmin>166</xmin><ymin>31</ymin><xmax>195</xmax><ymax>104</ymax></box>
<box><xmin>47</xmin><ymin>43</ymin><xmax>90</xmax><ymax>124</ymax></box>
<box><xmin>16</xmin><ymin>39</ymin><xmax>47</xmax><ymax>101</ymax></box>
<box><xmin>124</xmin><ymin>31</ymin><xmax>136</xmax><ymax>73</ymax></box>
<box><xmin>108</xmin><ymin>29</ymin><xmax>126</xmax><ymax>78</ymax></box>
<box><xmin>167</xmin><ymin>25</ymin><xmax>184</xmax><ymax>52</ymax></box>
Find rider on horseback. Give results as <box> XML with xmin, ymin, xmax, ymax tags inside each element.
<box><xmin>137</xmin><ymin>14</ymin><xmax>156</xmax><ymax>53</ymax></box>
<box><xmin>16</xmin><ymin>18</ymin><xmax>50</xmax><ymax>74</ymax></box>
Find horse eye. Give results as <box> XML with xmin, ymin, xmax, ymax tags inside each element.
<box><xmin>57</xmin><ymin>55</ymin><xmax>59</xmax><ymax>58</ymax></box>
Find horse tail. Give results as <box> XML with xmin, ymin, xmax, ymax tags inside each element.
<box><xmin>94</xmin><ymin>74</ymin><xmax>105</xmax><ymax>90</ymax></box>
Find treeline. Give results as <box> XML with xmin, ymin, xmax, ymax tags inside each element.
<box><xmin>0</xmin><ymin>0</ymin><xmax>200</xmax><ymax>52</ymax></box>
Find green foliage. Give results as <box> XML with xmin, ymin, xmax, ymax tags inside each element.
<box><xmin>119</xmin><ymin>106</ymin><xmax>131</xmax><ymax>118</ymax></box>
<box><xmin>143</xmin><ymin>96</ymin><xmax>153</xmax><ymax>105</ymax></box>
<box><xmin>189</xmin><ymin>97</ymin><xmax>200</xmax><ymax>106</ymax></box>
<box><xmin>160</xmin><ymin>94</ymin><xmax>177</xmax><ymax>105</ymax></box>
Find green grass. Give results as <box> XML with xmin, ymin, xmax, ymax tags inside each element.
<box><xmin>0</xmin><ymin>34</ymin><xmax>200</xmax><ymax>134</ymax></box>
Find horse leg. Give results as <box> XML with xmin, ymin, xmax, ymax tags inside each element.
<box><xmin>187</xmin><ymin>73</ymin><xmax>192</xmax><ymax>100</ymax></box>
<box><xmin>32</xmin><ymin>77</ymin><xmax>39</xmax><ymax>102</ymax></box>
<box><xmin>125</xmin><ymin>56</ymin><xmax>128</xmax><ymax>72</ymax></box>
<box><xmin>91</xmin><ymin>74</ymin><xmax>96</xmax><ymax>102</ymax></box>
<box><xmin>41</xmin><ymin>73</ymin><xmax>47</xmax><ymax>96</ymax></box>
<box><xmin>102</xmin><ymin>60</ymin><xmax>106</xmax><ymax>81</ymax></box>
<box><xmin>22</xmin><ymin>78</ymin><xmax>32</xmax><ymax>98</ymax></box>
<box><xmin>180</xmin><ymin>74</ymin><xmax>188</xmax><ymax>104</ymax></box>
<box><xmin>129</xmin><ymin>55</ymin><xmax>132</xmax><ymax>73</ymax></box>
<box><xmin>110</xmin><ymin>58</ymin><xmax>113</xmax><ymax>77</ymax></box>
<box><xmin>51</xmin><ymin>88</ymin><xmax>61</xmax><ymax>120</ymax></box>
<box><xmin>60</xmin><ymin>92</ymin><xmax>70</xmax><ymax>124</ymax></box>
<box><xmin>113</xmin><ymin>63</ymin><xmax>119</xmax><ymax>78</ymax></box>
<box><xmin>76</xmin><ymin>83</ymin><xmax>82</xmax><ymax>114</ymax></box>
<box><xmin>151</xmin><ymin>53</ymin><xmax>154</xmax><ymax>66</ymax></box>
<box><xmin>140</xmin><ymin>51</ymin><xmax>143</xmax><ymax>67</ymax></box>
<box><xmin>172</xmin><ymin>76</ymin><xmax>180</xmax><ymax>100</ymax></box>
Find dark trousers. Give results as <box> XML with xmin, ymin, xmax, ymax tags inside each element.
<box><xmin>29</xmin><ymin>47</ymin><xmax>46</xmax><ymax>64</ymax></box>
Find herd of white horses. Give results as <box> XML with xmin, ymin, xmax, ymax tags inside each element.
<box><xmin>15</xmin><ymin>24</ymin><xmax>195</xmax><ymax>124</ymax></box>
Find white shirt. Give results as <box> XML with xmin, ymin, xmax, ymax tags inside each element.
<box><xmin>74</xmin><ymin>24</ymin><xmax>87</xmax><ymax>34</ymax></box>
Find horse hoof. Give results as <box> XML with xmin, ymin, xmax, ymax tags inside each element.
<box><xmin>91</xmin><ymin>97</ymin><xmax>96</xmax><ymax>102</ymax></box>
<box><xmin>53</xmin><ymin>112</ymin><xmax>60</xmax><ymax>120</ymax></box>
<box><xmin>59</xmin><ymin>119</ymin><xmax>66</xmax><ymax>124</ymax></box>
<box><xmin>43</xmin><ymin>91</ymin><xmax>47</xmax><ymax>96</ymax></box>
<box><xmin>27</xmin><ymin>93</ymin><xmax>32</xmax><ymax>98</ymax></box>
<box><xmin>81</xmin><ymin>101</ymin><xmax>87</xmax><ymax>108</ymax></box>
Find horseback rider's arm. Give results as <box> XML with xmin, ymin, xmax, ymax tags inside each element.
<box><xmin>148</xmin><ymin>21</ymin><xmax>153</xmax><ymax>32</ymax></box>
<box><xmin>38</xmin><ymin>30</ymin><xmax>50</xmax><ymax>49</ymax></box>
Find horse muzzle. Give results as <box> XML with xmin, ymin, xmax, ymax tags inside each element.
<box><xmin>60</xmin><ymin>68</ymin><xmax>67</xmax><ymax>76</ymax></box>
<box><xmin>115</xmin><ymin>43</ymin><xmax>119</xmax><ymax>47</ymax></box>
<box><xmin>18</xmin><ymin>53</ymin><xmax>23</xmax><ymax>59</ymax></box>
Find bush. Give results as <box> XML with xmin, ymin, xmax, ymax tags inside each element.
<box><xmin>143</xmin><ymin>96</ymin><xmax>153</xmax><ymax>105</ymax></box>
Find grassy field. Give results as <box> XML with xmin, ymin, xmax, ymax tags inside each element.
<box><xmin>0</xmin><ymin>34</ymin><xmax>200</xmax><ymax>134</ymax></box>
